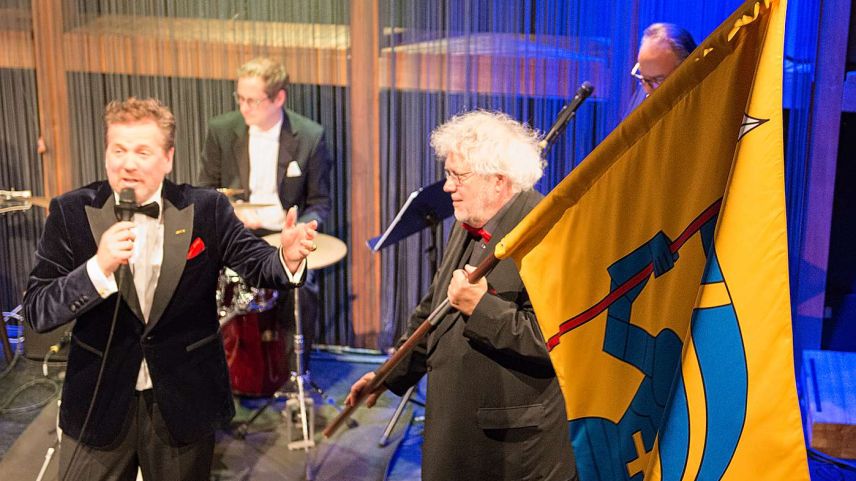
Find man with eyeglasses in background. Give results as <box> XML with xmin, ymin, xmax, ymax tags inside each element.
<box><xmin>623</xmin><ymin>23</ymin><xmax>697</xmax><ymax>119</ymax></box>
<box><xmin>198</xmin><ymin>57</ymin><xmax>331</xmax><ymax>376</ymax></box>
<box><xmin>347</xmin><ymin>110</ymin><xmax>578</xmax><ymax>481</ymax></box>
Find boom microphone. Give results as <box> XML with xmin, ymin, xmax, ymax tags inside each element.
<box><xmin>540</xmin><ymin>81</ymin><xmax>595</xmax><ymax>150</ymax></box>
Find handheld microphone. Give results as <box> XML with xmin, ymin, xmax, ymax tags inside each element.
<box><xmin>540</xmin><ymin>81</ymin><xmax>595</xmax><ymax>150</ymax></box>
<box><xmin>114</xmin><ymin>188</ymin><xmax>136</xmax><ymax>221</ymax></box>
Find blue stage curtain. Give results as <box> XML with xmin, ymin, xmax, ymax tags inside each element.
<box><xmin>376</xmin><ymin>0</ymin><xmax>747</xmax><ymax>347</ymax></box>
<box><xmin>0</xmin><ymin>0</ymin><xmax>824</xmax><ymax>352</ymax></box>
<box><xmin>781</xmin><ymin>0</ymin><xmax>819</xmax><ymax>321</ymax></box>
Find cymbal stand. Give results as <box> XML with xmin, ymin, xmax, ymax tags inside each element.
<box><xmin>229</xmin><ymin>287</ymin><xmax>313</xmax><ymax>443</ymax></box>
<box><xmin>288</xmin><ymin>287</ymin><xmax>315</xmax><ymax>450</ymax></box>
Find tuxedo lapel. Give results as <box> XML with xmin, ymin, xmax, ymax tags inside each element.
<box><xmin>276</xmin><ymin>110</ymin><xmax>298</xmax><ymax>188</ymax></box>
<box><xmin>477</xmin><ymin>193</ymin><xmax>529</xmax><ymax>264</ymax></box>
<box><xmin>145</xmin><ymin>197</ymin><xmax>194</xmax><ymax>333</ymax></box>
<box><xmin>85</xmin><ymin>193</ymin><xmax>144</xmax><ymax>323</ymax></box>
<box><xmin>427</xmin><ymin>225</ymin><xmax>469</xmax><ymax>353</ymax></box>
<box><xmin>425</xmin><ymin>192</ymin><xmax>535</xmax><ymax>353</ymax></box>
<box><xmin>233</xmin><ymin>123</ymin><xmax>250</xmax><ymax>198</ymax></box>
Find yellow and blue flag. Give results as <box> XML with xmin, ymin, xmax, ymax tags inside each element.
<box><xmin>495</xmin><ymin>0</ymin><xmax>809</xmax><ymax>479</ymax></box>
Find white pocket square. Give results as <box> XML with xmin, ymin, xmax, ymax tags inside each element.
<box><xmin>286</xmin><ymin>161</ymin><xmax>302</xmax><ymax>177</ymax></box>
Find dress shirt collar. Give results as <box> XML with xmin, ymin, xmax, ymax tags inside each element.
<box><xmin>249</xmin><ymin>113</ymin><xmax>283</xmax><ymax>140</ymax></box>
<box><xmin>113</xmin><ymin>183</ymin><xmax>163</xmax><ymax>211</ymax></box>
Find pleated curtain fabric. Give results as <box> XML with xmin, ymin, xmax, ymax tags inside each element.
<box><xmin>0</xmin><ymin>0</ymin><xmax>819</xmax><ymax>350</ymax></box>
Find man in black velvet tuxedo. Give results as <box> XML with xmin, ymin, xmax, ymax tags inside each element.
<box><xmin>347</xmin><ymin>111</ymin><xmax>578</xmax><ymax>481</ymax></box>
<box><xmin>198</xmin><ymin>57</ymin><xmax>331</xmax><ymax>371</ymax></box>
<box><xmin>23</xmin><ymin>97</ymin><xmax>317</xmax><ymax>480</ymax></box>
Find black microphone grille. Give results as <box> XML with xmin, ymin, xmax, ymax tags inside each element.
<box><xmin>119</xmin><ymin>188</ymin><xmax>136</xmax><ymax>205</ymax></box>
<box><xmin>115</xmin><ymin>187</ymin><xmax>137</xmax><ymax>221</ymax></box>
<box><xmin>579</xmin><ymin>81</ymin><xmax>594</xmax><ymax>97</ymax></box>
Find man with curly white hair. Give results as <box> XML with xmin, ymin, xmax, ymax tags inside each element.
<box><xmin>348</xmin><ymin>110</ymin><xmax>578</xmax><ymax>481</ymax></box>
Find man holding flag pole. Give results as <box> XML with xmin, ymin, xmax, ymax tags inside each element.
<box><xmin>346</xmin><ymin>110</ymin><xmax>579</xmax><ymax>481</ymax></box>
<box><xmin>494</xmin><ymin>0</ymin><xmax>809</xmax><ymax>479</ymax></box>
<box><xmin>340</xmin><ymin>1</ymin><xmax>808</xmax><ymax>479</ymax></box>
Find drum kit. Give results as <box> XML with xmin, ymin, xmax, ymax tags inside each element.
<box><xmin>217</xmin><ymin>189</ymin><xmax>348</xmax><ymax>450</ymax></box>
<box><xmin>218</xmin><ymin>232</ymin><xmax>347</xmax><ymax>398</ymax></box>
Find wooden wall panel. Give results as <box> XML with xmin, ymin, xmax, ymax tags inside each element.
<box><xmin>32</xmin><ymin>0</ymin><xmax>72</xmax><ymax>197</ymax></box>
<box><xmin>348</xmin><ymin>0</ymin><xmax>381</xmax><ymax>347</ymax></box>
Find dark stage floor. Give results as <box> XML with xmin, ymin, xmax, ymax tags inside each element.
<box><xmin>5</xmin><ymin>335</ymin><xmax>854</xmax><ymax>481</ymax></box>
<box><xmin>0</xmin><ymin>342</ymin><xmax>423</xmax><ymax>481</ymax></box>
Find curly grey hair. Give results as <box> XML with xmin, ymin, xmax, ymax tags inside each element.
<box><xmin>430</xmin><ymin>110</ymin><xmax>544</xmax><ymax>192</ymax></box>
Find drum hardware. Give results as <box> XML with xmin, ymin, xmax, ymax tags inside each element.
<box><xmin>0</xmin><ymin>189</ymin><xmax>50</xmax><ymax>214</ymax></box>
<box><xmin>216</xmin><ymin>187</ymin><xmax>245</xmax><ymax>198</ymax></box>
<box><xmin>216</xmin><ymin>271</ymin><xmax>280</xmax><ymax>325</ymax></box>
<box><xmin>282</xmin><ymin>233</ymin><xmax>347</xmax><ymax>452</ymax></box>
<box><xmin>219</xmin><ymin>269</ymin><xmax>288</xmax><ymax>398</ymax></box>
<box><xmin>230</xmin><ymin>201</ymin><xmax>275</xmax><ymax>209</ymax></box>
<box><xmin>227</xmin><ymin>232</ymin><xmax>348</xmax><ymax>461</ymax></box>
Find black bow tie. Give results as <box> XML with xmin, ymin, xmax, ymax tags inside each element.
<box><xmin>132</xmin><ymin>202</ymin><xmax>160</xmax><ymax>219</ymax></box>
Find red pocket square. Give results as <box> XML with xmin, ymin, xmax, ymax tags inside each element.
<box><xmin>187</xmin><ymin>237</ymin><xmax>205</xmax><ymax>260</ymax></box>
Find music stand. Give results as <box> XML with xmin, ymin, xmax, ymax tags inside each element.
<box><xmin>367</xmin><ymin>179</ymin><xmax>452</xmax><ymax>253</ymax></box>
<box><xmin>368</xmin><ymin>179</ymin><xmax>452</xmax><ymax>446</ymax></box>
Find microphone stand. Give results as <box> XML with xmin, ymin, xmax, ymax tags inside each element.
<box><xmin>538</xmin><ymin>81</ymin><xmax>595</xmax><ymax>152</ymax></box>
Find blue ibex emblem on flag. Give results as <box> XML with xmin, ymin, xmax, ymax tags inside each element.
<box><xmin>562</xmin><ymin>200</ymin><xmax>749</xmax><ymax>480</ymax></box>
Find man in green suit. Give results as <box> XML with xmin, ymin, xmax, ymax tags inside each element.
<box><xmin>198</xmin><ymin>57</ymin><xmax>331</xmax><ymax>374</ymax></box>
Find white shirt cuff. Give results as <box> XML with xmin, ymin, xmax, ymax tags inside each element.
<box><xmin>86</xmin><ymin>256</ymin><xmax>118</xmax><ymax>298</ymax></box>
<box><xmin>279</xmin><ymin>248</ymin><xmax>307</xmax><ymax>284</ymax></box>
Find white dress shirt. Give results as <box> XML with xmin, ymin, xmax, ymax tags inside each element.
<box><xmin>87</xmin><ymin>186</ymin><xmax>164</xmax><ymax>390</ymax></box>
<box><xmin>248</xmin><ymin>115</ymin><xmax>286</xmax><ymax>231</ymax></box>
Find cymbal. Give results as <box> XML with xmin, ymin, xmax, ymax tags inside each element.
<box><xmin>231</xmin><ymin>202</ymin><xmax>275</xmax><ymax>209</ymax></box>
<box><xmin>217</xmin><ymin>188</ymin><xmax>245</xmax><ymax>197</ymax></box>
<box><xmin>28</xmin><ymin>196</ymin><xmax>51</xmax><ymax>208</ymax></box>
<box><xmin>0</xmin><ymin>197</ymin><xmax>50</xmax><ymax>213</ymax></box>
<box><xmin>0</xmin><ymin>190</ymin><xmax>50</xmax><ymax>208</ymax></box>
<box><xmin>263</xmin><ymin>232</ymin><xmax>348</xmax><ymax>270</ymax></box>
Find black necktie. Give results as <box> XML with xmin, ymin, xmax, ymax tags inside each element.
<box><xmin>133</xmin><ymin>202</ymin><xmax>160</xmax><ymax>219</ymax></box>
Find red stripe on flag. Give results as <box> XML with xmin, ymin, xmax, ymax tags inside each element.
<box><xmin>546</xmin><ymin>198</ymin><xmax>722</xmax><ymax>351</ymax></box>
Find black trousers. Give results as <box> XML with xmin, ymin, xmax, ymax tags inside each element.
<box><xmin>58</xmin><ymin>390</ymin><xmax>214</xmax><ymax>481</ymax></box>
